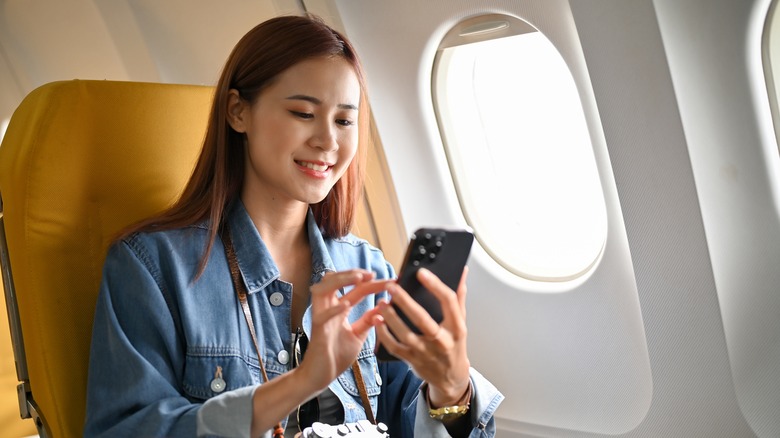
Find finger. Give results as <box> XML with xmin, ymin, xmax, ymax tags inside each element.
<box><xmin>377</xmin><ymin>296</ymin><xmax>415</xmax><ymax>342</ymax></box>
<box><xmin>310</xmin><ymin>270</ymin><xmax>375</xmax><ymax>298</ymax></box>
<box><xmin>457</xmin><ymin>267</ymin><xmax>469</xmax><ymax>317</ymax></box>
<box><xmin>314</xmin><ymin>298</ymin><xmax>351</xmax><ymax>321</ymax></box>
<box><xmin>350</xmin><ymin>303</ymin><xmax>386</xmax><ymax>337</ymax></box>
<box><xmin>339</xmin><ymin>279</ymin><xmax>391</xmax><ymax>307</ymax></box>
<box><xmin>375</xmin><ymin>318</ymin><xmax>412</xmax><ymax>359</ymax></box>
<box><xmin>385</xmin><ymin>282</ymin><xmax>440</xmax><ymax>338</ymax></box>
<box><xmin>378</xmin><ymin>290</ymin><xmax>446</xmax><ymax>355</ymax></box>
<box><xmin>416</xmin><ymin>268</ymin><xmax>463</xmax><ymax>328</ymax></box>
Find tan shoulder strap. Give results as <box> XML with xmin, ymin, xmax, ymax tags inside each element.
<box><xmin>222</xmin><ymin>225</ymin><xmax>376</xmax><ymax>430</ymax></box>
<box><xmin>221</xmin><ymin>226</ymin><xmax>285</xmax><ymax>438</ymax></box>
<box><xmin>351</xmin><ymin>360</ymin><xmax>377</xmax><ymax>424</ymax></box>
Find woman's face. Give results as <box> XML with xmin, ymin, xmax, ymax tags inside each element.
<box><xmin>228</xmin><ymin>56</ymin><xmax>361</xmax><ymax>209</ymax></box>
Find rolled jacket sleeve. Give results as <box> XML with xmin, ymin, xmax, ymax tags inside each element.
<box><xmin>413</xmin><ymin>368</ymin><xmax>504</xmax><ymax>438</ymax></box>
<box><xmin>85</xmin><ymin>241</ymin><xmax>200</xmax><ymax>437</ymax></box>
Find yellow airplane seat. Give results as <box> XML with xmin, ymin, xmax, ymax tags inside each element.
<box><xmin>0</xmin><ymin>80</ymin><xmax>214</xmax><ymax>437</ymax></box>
<box><xmin>1</xmin><ymin>281</ymin><xmax>37</xmax><ymax>437</ymax></box>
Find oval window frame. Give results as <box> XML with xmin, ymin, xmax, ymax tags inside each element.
<box><xmin>431</xmin><ymin>13</ymin><xmax>608</xmax><ymax>282</ymax></box>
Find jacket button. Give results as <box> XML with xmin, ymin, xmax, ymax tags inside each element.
<box><xmin>269</xmin><ymin>292</ymin><xmax>284</xmax><ymax>306</ymax></box>
<box><xmin>211</xmin><ymin>366</ymin><xmax>226</xmax><ymax>393</ymax></box>
<box><xmin>278</xmin><ymin>350</ymin><xmax>290</xmax><ymax>365</ymax></box>
<box><xmin>210</xmin><ymin>377</ymin><xmax>226</xmax><ymax>393</ymax></box>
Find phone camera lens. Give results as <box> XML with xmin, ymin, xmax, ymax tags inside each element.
<box><xmin>411</xmin><ymin>245</ymin><xmax>426</xmax><ymax>266</ymax></box>
<box><xmin>427</xmin><ymin>236</ymin><xmax>444</xmax><ymax>258</ymax></box>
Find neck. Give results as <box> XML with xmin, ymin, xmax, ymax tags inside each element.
<box><xmin>240</xmin><ymin>191</ymin><xmax>309</xmax><ymax>250</ymax></box>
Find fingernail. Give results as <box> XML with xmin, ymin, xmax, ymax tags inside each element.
<box><xmin>418</xmin><ymin>268</ymin><xmax>431</xmax><ymax>279</ymax></box>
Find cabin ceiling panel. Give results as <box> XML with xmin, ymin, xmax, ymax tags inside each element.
<box><xmin>0</xmin><ymin>0</ymin><xmax>303</xmax><ymax>88</ymax></box>
<box><xmin>124</xmin><ymin>0</ymin><xmax>291</xmax><ymax>85</ymax></box>
<box><xmin>0</xmin><ymin>0</ymin><xmax>303</xmax><ymax>135</ymax></box>
<box><xmin>0</xmin><ymin>0</ymin><xmax>128</xmax><ymax>92</ymax></box>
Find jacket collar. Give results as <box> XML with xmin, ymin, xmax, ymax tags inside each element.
<box><xmin>226</xmin><ymin>201</ymin><xmax>336</xmax><ymax>295</ymax></box>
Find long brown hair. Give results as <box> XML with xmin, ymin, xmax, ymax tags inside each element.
<box><xmin>121</xmin><ymin>14</ymin><xmax>370</xmax><ymax>274</ymax></box>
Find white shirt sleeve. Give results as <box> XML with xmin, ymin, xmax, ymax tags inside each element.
<box><xmin>196</xmin><ymin>385</ymin><xmax>257</xmax><ymax>437</ymax></box>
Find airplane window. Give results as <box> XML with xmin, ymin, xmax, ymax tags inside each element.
<box><xmin>433</xmin><ymin>15</ymin><xmax>607</xmax><ymax>281</ymax></box>
<box><xmin>763</xmin><ymin>0</ymin><xmax>780</xmax><ymax>149</ymax></box>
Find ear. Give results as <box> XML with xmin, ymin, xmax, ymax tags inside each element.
<box><xmin>226</xmin><ymin>89</ymin><xmax>249</xmax><ymax>133</ymax></box>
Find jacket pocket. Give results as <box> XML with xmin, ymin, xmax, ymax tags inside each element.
<box><xmin>182</xmin><ymin>347</ymin><xmax>260</xmax><ymax>400</ymax></box>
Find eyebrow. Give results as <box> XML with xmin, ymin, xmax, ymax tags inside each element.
<box><xmin>286</xmin><ymin>94</ymin><xmax>358</xmax><ymax>111</ymax></box>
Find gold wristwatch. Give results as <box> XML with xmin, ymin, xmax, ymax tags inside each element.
<box><xmin>429</xmin><ymin>404</ymin><xmax>470</xmax><ymax>421</ymax></box>
<box><xmin>425</xmin><ymin>382</ymin><xmax>473</xmax><ymax>421</ymax></box>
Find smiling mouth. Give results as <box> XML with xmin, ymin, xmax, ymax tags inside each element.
<box><xmin>296</xmin><ymin>160</ymin><xmax>330</xmax><ymax>172</ymax></box>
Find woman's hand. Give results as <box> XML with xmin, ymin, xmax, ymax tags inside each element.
<box><xmin>298</xmin><ymin>269</ymin><xmax>387</xmax><ymax>390</ymax></box>
<box><xmin>376</xmin><ymin>267</ymin><xmax>472</xmax><ymax>407</ymax></box>
<box><xmin>251</xmin><ymin>271</ymin><xmax>386</xmax><ymax>437</ymax></box>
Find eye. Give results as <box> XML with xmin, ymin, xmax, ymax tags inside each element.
<box><xmin>290</xmin><ymin>110</ymin><xmax>313</xmax><ymax>119</ymax></box>
<box><xmin>336</xmin><ymin>119</ymin><xmax>355</xmax><ymax>127</ymax></box>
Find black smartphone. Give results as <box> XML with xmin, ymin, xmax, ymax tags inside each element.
<box><xmin>375</xmin><ymin>227</ymin><xmax>474</xmax><ymax>361</ymax></box>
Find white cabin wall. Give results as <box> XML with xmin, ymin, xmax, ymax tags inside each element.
<box><xmin>654</xmin><ymin>0</ymin><xmax>780</xmax><ymax>435</ymax></box>
<box><xmin>325</xmin><ymin>0</ymin><xmax>780</xmax><ymax>436</ymax></box>
<box><xmin>568</xmin><ymin>0</ymin><xmax>755</xmax><ymax>435</ymax></box>
<box><xmin>326</xmin><ymin>0</ymin><xmax>664</xmax><ymax>436</ymax></box>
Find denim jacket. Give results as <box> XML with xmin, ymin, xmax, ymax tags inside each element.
<box><xmin>84</xmin><ymin>202</ymin><xmax>503</xmax><ymax>437</ymax></box>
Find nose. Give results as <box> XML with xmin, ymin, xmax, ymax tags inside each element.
<box><xmin>309</xmin><ymin>120</ymin><xmax>338</xmax><ymax>152</ymax></box>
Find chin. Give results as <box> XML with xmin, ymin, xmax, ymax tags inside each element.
<box><xmin>302</xmin><ymin>193</ymin><xmax>330</xmax><ymax>205</ymax></box>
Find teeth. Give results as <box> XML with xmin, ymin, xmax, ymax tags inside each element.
<box><xmin>298</xmin><ymin>161</ymin><xmax>328</xmax><ymax>172</ymax></box>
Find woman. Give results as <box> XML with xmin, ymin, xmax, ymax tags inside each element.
<box><xmin>84</xmin><ymin>14</ymin><xmax>502</xmax><ymax>438</ymax></box>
